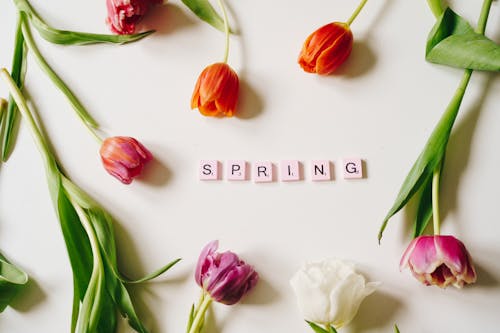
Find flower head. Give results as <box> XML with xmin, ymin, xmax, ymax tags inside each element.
<box><xmin>100</xmin><ymin>136</ymin><xmax>152</xmax><ymax>184</ymax></box>
<box><xmin>106</xmin><ymin>0</ymin><xmax>162</xmax><ymax>35</ymax></box>
<box><xmin>298</xmin><ymin>22</ymin><xmax>353</xmax><ymax>75</ymax></box>
<box><xmin>400</xmin><ymin>235</ymin><xmax>476</xmax><ymax>288</ymax></box>
<box><xmin>290</xmin><ymin>258</ymin><xmax>378</xmax><ymax>329</ymax></box>
<box><xmin>195</xmin><ymin>240</ymin><xmax>258</xmax><ymax>305</ymax></box>
<box><xmin>191</xmin><ymin>63</ymin><xmax>239</xmax><ymax>117</ymax></box>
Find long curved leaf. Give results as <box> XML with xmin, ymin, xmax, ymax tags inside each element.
<box><xmin>1</xmin><ymin>15</ymin><xmax>27</xmax><ymax>162</ymax></box>
<box><xmin>14</xmin><ymin>0</ymin><xmax>153</xmax><ymax>45</ymax></box>
<box><xmin>181</xmin><ymin>0</ymin><xmax>226</xmax><ymax>32</ymax></box>
<box><xmin>413</xmin><ymin>175</ymin><xmax>433</xmax><ymax>237</ymax></box>
<box><xmin>378</xmin><ymin>70</ymin><xmax>472</xmax><ymax>242</ymax></box>
<box><xmin>0</xmin><ymin>254</ymin><xmax>29</xmax><ymax>312</ymax></box>
<box><xmin>426</xmin><ymin>8</ymin><xmax>500</xmax><ymax>71</ymax></box>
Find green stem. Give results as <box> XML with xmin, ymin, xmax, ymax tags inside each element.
<box><xmin>476</xmin><ymin>0</ymin><xmax>493</xmax><ymax>34</ymax></box>
<box><xmin>188</xmin><ymin>294</ymin><xmax>212</xmax><ymax>333</ymax></box>
<box><xmin>0</xmin><ymin>98</ymin><xmax>7</xmax><ymax>117</ymax></box>
<box><xmin>0</xmin><ymin>68</ymin><xmax>56</xmax><ymax>170</ymax></box>
<box><xmin>216</xmin><ymin>0</ymin><xmax>230</xmax><ymax>63</ymax></box>
<box><xmin>70</xmin><ymin>197</ymin><xmax>105</xmax><ymax>333</ymax></box>
<box><xmin>19</xmin><ymin>16</ymin><xmax>102</xmax><ymax>144</ymax></box>
<box><xmin>346</xmin><ymin>0</ymin><xmax>368</xmax><ymax>26</ymax></box>
<box><xmin>426</xmin><ymin>0</ymin><xmax>444</xmax><ymax>19</ymax></box>
<box><xmin>432</xmin><ymin>163</ymin><xmax>442</xmax><ymax>235</ymax></box>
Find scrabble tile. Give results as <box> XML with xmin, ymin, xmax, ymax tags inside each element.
<box><xmin>311</xmin><ymin>160</ymin><xmax>332</xmax><ymax>181</ymax></box>
<box><xmin>342</xmin><ymin>158</ymin><xmax>363</xmax><ymax>179</ymax></box>
<box><xmin>199</xmin><ymin>160</ymin><xmax>219</xmax><ymax>180</ymax></box>
<box><xmin>280</xmin><ymin>160</ymin><xmax>301</xmax><ymax>182</ymax></box>
<box><xmin>253</xmin><ymin>161</ymin><xmax>273</xmax><ymax>183</ymax></box>
<box><xmin>227</xmin><ymin>160</ymin><xmax>247</xmax><ymax>181</ymax></box>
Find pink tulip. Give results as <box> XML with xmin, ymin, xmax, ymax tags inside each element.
<box><xmin>195</xmin><ymin>240</ymin><xmax>258</xmax><ymax>305</ymax></box>
<box><xmin>100</xmin><ymin>136</ymin><xmax>152</xmax><ymax>184</ymax></box>
<box><xmin>106</xmin><ymin>0</ymin><xmax>161</xmax><ymax>35</ymax></box>
<box><xmin>400</xmin><ymin>235</ymin><xmax>477</xmax><ymax>288</ymax></box>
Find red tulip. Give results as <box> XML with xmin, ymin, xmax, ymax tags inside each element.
<box><xmin>298</xmin><ymin>22</ymin><xmax>353</xmax><ymax>75</ymax></box>
<box><xmin>400</xmin><ymin>235</ymin><xmax>477</xmax><ymax>288</ymax></box>
<box><xmin>106</xmin><ymin>0</ymin><xmax>161</xmax><ymax>35</ymax></box>
<box><xmin>100</xmin><ymin>136</ymin><xmax>152</xmax><ymax>184</ymax></box>
<box><xmin>191</xmin><ymin>63</ymin><xmax>239</xmax><ymax>117</ymax></box>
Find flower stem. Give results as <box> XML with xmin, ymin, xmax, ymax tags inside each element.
<box><xmin>19</xmin><ymin>16</ymin><xmax>103</xmax><ymax>144</ymax></box>
<box><xmin>188</xmin><ymin>293</ymin><xmax>212</xmax><ymax>333</ymax></box>
<box><xmin>0</xmin><ymin>98</ymin><xmax>7</xmax><ymax>117</ymax></box>
<box><xmin>476</xmin><ymin>0</ymin><xmax>493</xmax><ymax>34</ymax></box>
<box><xmin>432</xmin><ymin>162</ymin><xmax>442</xmax><ymax>235</ymax></box>
<box><xmin>216</xmin><ymin>0</ymin><xmax>230</xmax><ymax>63</ymax></box>
<box><xmin>346</xmin><ymin>0</ymin><xmax>368</xmax><ymax>26</ymax></box>
<box><xmin>426</xmin><ymin>0</ymin><xmax>444</xmax><ymax>19</ymax></box>
<box><xmin>0</xmin><ymin>68</ymin><xmax>56</xmax><ymax>170</ymax></box>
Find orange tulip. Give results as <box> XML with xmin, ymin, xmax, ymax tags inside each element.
<box><xmin>191</xmin><ymin>62</ymin><xmax>239</xmax><ymax>117</ymax></box>
<box><xmin>298</xmin><ymin>22</ymin><xmax>353</xmax><ymax>75</ymax></box>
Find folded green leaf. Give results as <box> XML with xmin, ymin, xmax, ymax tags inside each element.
<box><xmin>1</xmin><ymin>15</ymin><xmax>27</xmax><ymax>162</ymax></box>
<box><xmin>426</xmin><ymin>8</ymin><xmax>500</xmax><ymax>71</ymax></box>
<box><xmin>182</xmin><ymin>0</ymin><xmax>227</xmax><ymax>32</ymax></box>
<box><xmin>306</xmin><ymin>321</ymin><xmax>329</xmax><ymax>333</ymax></box>
<box><xmin>14</xmin><ymin>0</ymin><xmax>153</xmax><ymax>45</ymax></box>
<box><xmin>0</xmin><ymin>254</ymin><xmax>29</xmax><ymax>312</ymax></box>
<box><xmin>328</xmin><ymin>325</ymin><xmax>338</xmax><ymax>333</ymax></box>
<box><xmin>414</xmin><ymin>175</ymin><xmax>433</xmax><ymax>238</ymax></box>
<box><xmin>378</xmin><ymin>70</ymin><xmax>472</xmax><ymax>242</ymax></box>
<box><xmin>395</xmin><ymin>324</ymin><xmax>401</xmax><ymax>333</ymax></box>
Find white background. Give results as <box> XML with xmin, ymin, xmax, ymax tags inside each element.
<box><xmin>1</xmin><ymin>0</ymin><xmax>499</xmax><ymax>332</ymax></box>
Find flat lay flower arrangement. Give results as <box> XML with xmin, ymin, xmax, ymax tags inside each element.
<box><xmin>0</xmin><ymin>0</ymin><xmax>499</xmax><ymax>332</ymax></box>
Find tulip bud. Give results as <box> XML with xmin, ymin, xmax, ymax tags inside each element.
<box><xmin>298</xmin><ymin>22</ymin><xmax>353</xmax><ymax>75</ymax></box>
<box><xmin>400</xmin><ymin>235</ymin><xmax>477</xmax><ymax>288</ymax></box>
<box><xmin>191</xmin><ymin>63</ymin><xmax>239</xmax><ymax>117</ymax></box>
<box><xmin>99</xmin><ymin>136</ymin><xmax>152</xmax><ymax>184</ymax></box>
<box><xmin>195</xmin><ymin>240</ymin><xmax>258</xmax><ymax>305</ymax></box>
<box><xmin>106</xmin><ymin>0</ymin><xmax>162</xmax><ymax>35</ymax></box>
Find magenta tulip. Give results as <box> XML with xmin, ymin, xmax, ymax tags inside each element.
<box><xmin>195</xmin><ymin>240</ymin><xmax>258</xmax><ymax>305</ymax></box>
<box><xmin>400</xmin><ymin>235</ymin><xmax>477</xmax><ymax>288</ymax></box>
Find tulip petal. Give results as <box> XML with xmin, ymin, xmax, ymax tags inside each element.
<box><xmin>195</xmin><ymin>240</ymin><xmax>219</xmax><ymax>286</ymax></box>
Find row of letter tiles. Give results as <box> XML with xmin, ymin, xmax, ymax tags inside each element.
<box><xmin>199</xmin><ymin>159</ymin><xmax>363</xmax><ymax>181</ymax></box>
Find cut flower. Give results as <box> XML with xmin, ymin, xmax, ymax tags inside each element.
<box><xmin>298</xmin><ymin>22</ymin><xmax>353</xmax><ymax>75</ymax></box>
<box><xmin>191</xmin><ymin>62</ymin><xmax>239</xmax><ymax>117</ymax></box>
<box><xmin>290</xmin><ymin>258</ymin><xmax>378</xmax><ymax>330</ymax></box>
<box><xmin>100</xmin><ymin>136</ymin><xmax>153</xmax><ymax>184</ymax></box>
<box><xmin>106</xmin><ymin>0</ymin><xmax>162</xmax><ymax>35</ymax></box>
<box><xmin>186</xmin><ymin>240</ymin><xmax>258</xmax><ymax>333</ymax></box>
<box><xmin>400</xmin><ymin>235</ymin><xmax>477</xmax><ymax>288</ymax></box>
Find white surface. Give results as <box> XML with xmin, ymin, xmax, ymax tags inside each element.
<box><xmin>1</xmin><ymin>1</ymin><xmax>499</xmax><ymax>332</ymax></box>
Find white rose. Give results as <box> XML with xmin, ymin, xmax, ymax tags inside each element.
<box><xmin>290</xmin><ymin>258</ymin><xmax>379</xmax><ymax>328</ymax></box>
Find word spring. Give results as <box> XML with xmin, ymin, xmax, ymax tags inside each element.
<box><xmin>199</xmin><ymin>158</ymin><xmax>364</xmax><ymax>182</ymax></box>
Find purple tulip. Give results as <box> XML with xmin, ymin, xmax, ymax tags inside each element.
<box><xmin>400</xmin><ymin>235</ymin><xmax>477</xmax><ymax>288</ymax></box>
<box><xmin>195</xmin><ymin>240</ymin><xmax>258</xmax><ymax>305</ymax></box>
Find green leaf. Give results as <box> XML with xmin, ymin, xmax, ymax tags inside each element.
<box><xmin>0</xmin><ymin>254</ymin><xmax>29</xmax><ymax>312</ymax></box>
<box><xmin>328</xmin><ymin>325</ymin><xmax>338</xmax><ymax>333</ymax></box>
<box><xmin>378</xmin><ymin>70</ymin><xmax>472</xmax><ymax>242</ymax></box>
<box><xmin>186</xmin><ymin>304</ymin><xmax>195</xmax><ymax>333</ymax></box>
<box><xmin>306</xmin><ymin>321</ymin><xmax>329</xmax><ymax>333</ymax></box>
<box><xmin>426</xmin><ymin>8</ymin><xmax>500</xmax><ymax>71</ymax></box>
<box><xmin>414</xmin><ymin>175</ymin><xmax>433</xmax><ymax>238</ymax></box>
<box><xmin>181</xmin><ymin>0</ymin><xmax>226</xmax><ymax>32</ymax></box>
<box><xmin>394</xmin><ymin>324</ymin><xmax>401</xmax><ymax>333</ymax></box>
<box><xmin>20</xmin><ymin>15</ymin><xmax>99</xmax><ymax>129</ymax></box>
<box><xmin>14</xmin><ymin>0</ymin><xmax>153</xmax><ymax>45</ymax></box>
<box><xmin>1</xmin><ymin>16</ymin><xmax>27</xmax><ymax>162</ymax></box>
